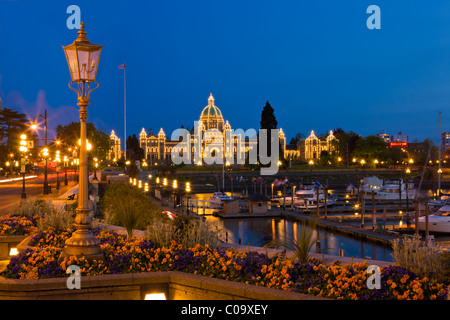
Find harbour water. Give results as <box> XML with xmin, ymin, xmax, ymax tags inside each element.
<box><xmin>205</xmin><ymin>215</ymin><xmax>394</xmax><ymax>262</ymax></box>
<box><xmin>191</xmin><ymin>192</ymin><xmax>395</xmax><ymax>262</ymax></box>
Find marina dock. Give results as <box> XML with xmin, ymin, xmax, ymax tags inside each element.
<box><xmin>278</xmin><ymin>209</ymin><xmax>402</xmax><ymax>246</ymax></box>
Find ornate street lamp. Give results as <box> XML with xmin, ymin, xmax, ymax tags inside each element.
<box><xmin>60</xmin><ymin>22</ymin><xmax>104</xmax><ymax>261</ymax></box>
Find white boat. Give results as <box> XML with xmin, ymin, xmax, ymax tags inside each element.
<box><xmin>358</xmin><ymin>176</ymin><xmax>383</xmax><ymax>193</ymax></box>
<box><xmin>210</xmin><ymin>192</ymin><xmax>234</xmax><ymax>201</ymax></box>
<box><xmin>293</xmin><ymin>184</ymin><xmax>337</xmax><ymax>209</ymax></box>
<box><xmin>363</xmin><ymin>179</ymin><xmax>415</xmax><ymax>201</ymax></box>
<box><xmin>417</xmin><ymin>204</ymin><xmax>450</xmax><ymax>234</ymax></box>
<box><xmin>421</xmin><ymin>197</ymin><xmax>450</xmax><ymax>214</ymax></box>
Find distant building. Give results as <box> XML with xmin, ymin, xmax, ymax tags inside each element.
<box><xmin>390</xmin><ymin>134</ymin><xmax>408</xmax><ymax>148</ymax></box>
<box><xmin>138</xmin><ymin>93</ymin><xmax>292</xmax><ymax>165</ymax></box>
<box><xmin>107</xmin><ymin>130</ymin><xmax>122</xmax><ymax>161</ymax></box>
<box><xmin>303</xmin><ymin>130</ymin><xmax>338</xmax><ymax>160</ymax></box>
<box><xmin>441</xmin><ymin>132</ymin><xmax>450</xmax><ymax>154</ymax></box>
<box><xmin>377</xmin><ymin>131</ymin><xmax>390</xmax><ymax>144</ymax></box>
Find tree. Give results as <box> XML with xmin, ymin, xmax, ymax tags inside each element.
<box><xmin>319</xmin><ymin>150</ymin><xmax>331</xmax><ymax>166</ymax></box>
<box><xmin>353</xmin><ymin>135</ymin><xmax>390</xmax><ymax>163</ymax></box>
<box><xmin>331</xmin><ymin>128</ymin><xmax>361</xmax><ymax>165</ymax></box>
<box><xmin>260</xmin><ymin>101</ymin><xmax>278</xmax><ymax>130</ymax></box>
<box><xmin>56</xmin><ymin>122</ymin><xmax>110</xmax><ymax>162</ymax></box>
<box><xmin>0</xmin><ymin>107</ymin><xmax>28</xmax><ymax>154</ymax></box>
<box><xmin>289</xmin><ymin>132</ymin><xmax>305</xmax><ymax>145</ymax></box>
<box><xmin>126</xmin><ymin>134</ymin><xmax>145</xmax><ymax>161</ymax></box>
<box><xmin>259</xmin><ymin>101</ymin><xmax>284</xmax><ymax>164</ymax></box>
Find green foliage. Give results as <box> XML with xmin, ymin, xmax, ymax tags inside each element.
<box><xmin>260</xmin><ymin>101</ymin><xmax>278</xmax><ymax>130</ymax></box>
<box><xmin>126</xmin><ymin>134</ymin><xmax>145</xmax><ymax>161</ymax></box>
<box><xmin>0</xmin><ymin>107</ymin><xmax>28</xmax><ymax>155</ymax></box>
<box><xmin>353</xmin><ymin>135</ymin><xmax>390</xmax><ymax>163</ymax></box>
<box><xmin>56</xmin><ymin>122</ymin><xmax>110</xmax><ymax>162</ymax></box>
<box><xmin>102</xmin><ymin>183</ymin><xmax>165</xmax><ymax>238</ymax></box>
<box><xmin>146</xmin><ymin>213</ymin><xmax>224</xmax><ymax>248</ymax></box>
<box><xmin>126</xmin><ymin>162</ymin><xmax>139</xmax><ymax>178</ymax></box>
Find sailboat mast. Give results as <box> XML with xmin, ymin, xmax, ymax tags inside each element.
<box><xmin>438</xmin><ymin>111</ymin><xmax>442</xmax><ymax>196</ymax></box>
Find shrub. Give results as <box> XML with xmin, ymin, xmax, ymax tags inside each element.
<box><xmin>391</xmin><ymin>236</ymin><xmax>447</xmax><ymax>283</ymax></box>
<box><xmin>264</xmin><ymin>220</ymin><xmax>320</xmax><ymax>264</ymax></box>
<box><xmin>36</xmin><ymin>204</ymin><xmax>75</xmax><ymax>232</ymax></box>
<box><xmin>102</xmin><ymin>183</ymin><xmax>165</xmax><ymax>238</ymax></box>
<box><xmin>9</xmin><ymin>199</ymin><xmax>49</xmax><ymax>217</ymax></box>
<box><xmin>146</xmin><ymin>214</ymin><xmax>224</xmax><ymax>248</ymax></box>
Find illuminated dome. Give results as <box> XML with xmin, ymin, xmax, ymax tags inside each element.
<box><xmin>199</xmin><ymin>93</ymin><xmax>224</xmax><ymax>130</ymax></box>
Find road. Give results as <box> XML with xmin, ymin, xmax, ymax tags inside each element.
<box><xmin>0</xmin><ymin>171</ymin><xmax>78</xmax><ymax>216</ymax></box>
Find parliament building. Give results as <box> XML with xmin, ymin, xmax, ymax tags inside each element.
<box><xmin>107</xmin><ymin>94</ymin><xmax>338</xmax><ymax>164</ymax></box>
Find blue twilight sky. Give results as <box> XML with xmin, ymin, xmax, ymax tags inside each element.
<box><xmin>1</xmin><ymin>0</ymin><xmax>450</xmax><ymax>148</ymax></box>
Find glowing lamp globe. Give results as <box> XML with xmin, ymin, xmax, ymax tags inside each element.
<box><xmin>63</xmin><ymin>22</ymin><xmax>102</xmax><ymax>83</ymax></box>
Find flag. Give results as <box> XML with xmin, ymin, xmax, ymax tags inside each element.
<box><xmin>314</xmin><ymin>181</ymin><xmax>322</xmax><ymax>190</ymax></box>
<box><xmin>274</xmin><ymin>179</ymin><xmax>283</xmax><ymax>187</ymax></box>
<box><xmin>282</xmin><ymin>178</ymin><xmax>289</xmax><ymax>185</ymax></box>
<box><xmin>118</xmin><ymin>64</ymin><xmax>126</xmax><ymax>69</ymax></box>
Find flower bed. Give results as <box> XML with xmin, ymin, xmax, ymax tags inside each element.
<box><xmin>0</xmin><ymin>215</ymin><xmax>39</xmax><ymax>236</ymax></box>
<box><xmin>0</xmin><ymin>215</ymin><xmax>40</xmax><ymax>260</ymax></box>
<box><xmin>1</xmin><ymin>228</ymin><xmax>448</xmax><ymax>300</ymax></box>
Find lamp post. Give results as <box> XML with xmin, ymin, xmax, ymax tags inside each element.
<box><xmin>31</xmin><ymin>110</ymin><xmax>49</xmax><ymax>194</ymax></box>
<box><xmin>63</xmin><ymin>155</ymin><xmax>69</xmax><ymax>186</ymax></box>
<box><xmin>19</xmin><ymin>134</ymin><xmax>28</xmax><ymax>199</ymax></box>
<box><xmin>60</xmin><ymin>22</ymin><xmax>104</xmax><ymax>261</ymax></box>
<box><xmin>185</xmin><ymin>181</ymin><xmax>191</xmax><ymax>214</ymax></box>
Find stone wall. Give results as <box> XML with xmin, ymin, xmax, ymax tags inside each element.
<box><xmin>0</xmin><ymin>271</ymin><xmax>327</xmax><ymax>300</ymax></box>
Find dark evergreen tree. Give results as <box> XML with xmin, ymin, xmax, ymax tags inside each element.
<box><xmin>260</xmin><ymin>101</ymin><xmax>278</xmax><ymax>130</ymax></box>
<box><xmin>126</xmin><ymin>134</ymin><xmax>145</xmax><ymax>161</ymax></box>
<box><xmin>0</xmin><ymin>107</ymin><xmax>27</xmax><ymax>154</ymax></box>
<box><xmin>259</xmin><ymin>101</ymin><xmax>284</xmax><ymax>165</ymax></box>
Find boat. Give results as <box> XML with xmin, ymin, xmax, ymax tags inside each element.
<box><xmin>358</xmin><ymin>176</ymin><xmax>383</xmax><ymax>193</ymax></box>
<box><xmin>421</xmin><ymin>197</ymin><xmax>450</xmax><ymax>214</ymax></box>
<box><xmin>293</xmin><ymin>183</ymin><xmax>337</xmax><ymax>209</ymax></box>
<box><xmin>417</xmin><ymin>204</ymin><xmax>450</xmax><ymax>234</ymax></box>
<box><xmin>363</xmin><ymin>178</ymin><xmax>415</xmax><ymax>201</ymax></box>
<box><xmin>210</xmin><ymin>192</ymin><xmax>234</xmax><ymax>201</ymax></box>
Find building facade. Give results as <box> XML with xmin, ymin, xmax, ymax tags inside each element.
<box><xmin>442</xmin><ymin>132</ymin><xmax>450</xmax><ymax>154</ymax></box>
<box><xmin>138</xmin><ymin>93</ymin><xmax>291</xmax><ymax>165</ymax></box>
<box><xmin>303</xmin><ymin>130</ymin><xmax>338</xmax><ymax>160</ymax></box>
<box><xmin>107</xmin><ymin>130</ymin><xmax>122</xmax><ymax>161</ymax></box>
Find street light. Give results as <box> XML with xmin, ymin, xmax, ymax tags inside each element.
<box><xmin>185</xmin><ymin>181</ymin><xmax>191</xmax><ymax>213</ymax></box>
<box><xmin>19</xmin><ymin>134</ymin><xmax>28</xmax><ymax>199</ymax></box>
<box><xmin>30</xmin><ymin>110</ymin><xmax>49</xmax><ymax>194</ymax></box>
<box><xmin>60</xmin><ymin>22</ymin><xmax>104</xmax><ymax>262</ymax></box>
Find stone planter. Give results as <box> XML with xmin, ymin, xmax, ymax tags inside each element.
<box><xmin>0</xmin><ymin>235</ymin><xmax>28</xmax><ymax>260</ymax></box>
<box><xmin>0</xmin><ymin>271</ymin><xmax>327</xmax><ymax>300</ymax></box>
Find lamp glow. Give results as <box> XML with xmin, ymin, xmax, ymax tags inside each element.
<box><xmin>144</xmin><ymin>293</ymin><xmax>166</xmax><ymax>300</ymax></box>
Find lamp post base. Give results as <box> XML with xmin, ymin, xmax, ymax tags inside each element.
<box><xmin>58</xmin><ymin>208</ymin><xmax>105</xmax><ymax>263</ymax></box>
<box><xmin>58</xmin><ymin>229</ymin><xmax>105</xmax><ymax>263</ymax></box>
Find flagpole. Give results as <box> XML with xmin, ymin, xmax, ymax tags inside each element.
<box><xmin>124</xmin><ymin>66</ymin><xmax>127</xmax><ymax>160</ymax></box>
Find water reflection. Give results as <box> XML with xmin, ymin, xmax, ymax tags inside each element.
<box><xmin>190</xmin><ymin>191</ymin><xmax>450</xmax><ymax>262</ymax></box>
<box><xmin>204</xmin><ymin>216</ymin><xmax>393</xmax><ymax>262</ymax></box>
